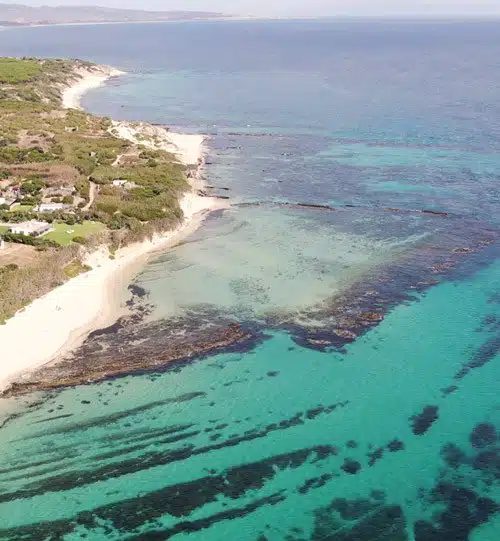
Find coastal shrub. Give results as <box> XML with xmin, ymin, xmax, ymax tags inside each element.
<box><xmin>24</xmin><ymin>173</ymin><xmax>45</xmax><ymax>181</ymax></box>
<box><xmin>75</xmin><ymin>178</ymin><xmax>90</xmax><ymax>200</ymax></box>
<box><xmin>63</xmin><ymin>260</ymin><xmax>92</xmax><ymax>278</ymax></box>
<box><xmin>121</xmin><ymin>201</ymin><xmax>166</xmax><ymax>222</ymax></box>
<box><xmin>20</xmin><ymin>196</ymin><xmax>40</xmax><ymax>205</ymax></box>
<box><xmin>0</xmin><ymin>100</ymin><xmax>50</xmax><ymax>114</ymax></box>
<box><xmin>21</xmin><ymin>179</ymin><xmax>46</xmax><ymax>194</ymax></box>
<box><xmin>95</xmin><ymin>196</ymin><xmax>121</xmax><ymax>215</ymax></box>
<box><xmin>0</xmin><ymin>56</ymin><xmax>194</xmax><ymax>322</ymax></box>
<box><xmin>72</xmin><ymin>236</ymin><xmax>87</xmax><ymax>245</ymax></box>
<box><xmin>108</xmin><ymin>214</ymin><xmax>129</xmax><ymax>230</ymax></box>
<box><xmin>0</xmin><ymin>244</ymin><xmax>80</xmax><ymax>322</ymax></box>
<box><xmin>0</xmin><ymin>146</ymin><xmax>53</xmax><ymax>165</ymax></box>
<box><xmin>1</xmin><ymin>264</ymin><xmax>19</xmax><ymax>272</ymax></box>
<box><xmin>1</xmin><ymin>232</ymin><xmax>59</xmax><ymax>249</ymax></box>
<box><xmin>0</xmin><ymin>58</ymin><xmax>42</xmax><ymax>84</ymax></box>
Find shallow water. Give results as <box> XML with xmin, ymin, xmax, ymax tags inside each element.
<box><xmin>0</xmin><ymin>19</ymin><xmax>499</xmax><ymax>540</ymax></box>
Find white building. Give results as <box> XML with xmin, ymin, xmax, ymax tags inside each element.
<box><xmin>9</xmin><ymin>221</ymin><xmax>53</xmax><ymax>237</ymax></box>
<box><xmin>0</xmin><ymin>197</ymin><xmax>17</xmax><ymax>208</ymax></box>
<box><xmin>37</xmin><ymin>203</ymin><xmax>65</xmax><ymax>213</ymax></box>
<box><xmin>112</xmin><ymin>179</ymin><xmax>127</xmax><ymax>187</ymax></box>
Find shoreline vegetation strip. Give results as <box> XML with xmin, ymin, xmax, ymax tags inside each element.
<box><xmin>0</xmin><ymin>57</ymin><xmax>226</xmax><ymax>391</ymax></box>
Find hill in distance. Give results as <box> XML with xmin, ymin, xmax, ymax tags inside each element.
<box><xmin>0</xmin><ymin>3</ymin><xmax>231</xmax><ymax>26</ymax></box>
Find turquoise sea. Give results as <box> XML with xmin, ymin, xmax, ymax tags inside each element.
<box><xmin>0</xmin><ymin>19</ymin><xmax>499</xmax><ymax>540</ymax></box>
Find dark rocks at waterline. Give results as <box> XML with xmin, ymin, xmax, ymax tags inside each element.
<box><xmin>127</xmin><ymin>283</ymin><xmax>148</xmax><ymax>298</ymax></box>
<box><xmin>410</xmin><ymin>406</ymin><xmax>439</xmax><ymax>436</ymax></box>
<box><xmin>2</xmin><ymin>319</ymin><xmax>260</xmax><ymax>397</ymax></box>
<box><xmin>4</xmin><ymin>209</ymin><xmax>497</xmax><ymax>395</ymax></box>
<box><xmin>268</xmin><ymin>222</ymin><xmax>497</xmax><ymax>353</ymax></box>
<box><xmin>470</xmin><ymin>423</ymin><xmax>497</xmax><ymax>449</ymax></box>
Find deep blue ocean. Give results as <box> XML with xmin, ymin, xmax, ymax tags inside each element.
<box><xmin>0</xmin><ymin>19</ymin><xmax>499</xmax><ymax>540</ymax></box>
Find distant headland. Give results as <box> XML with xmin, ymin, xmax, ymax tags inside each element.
<box><xmin>0</xmin><ymin>4</ymin><xmax>232</xmax><ymax>27</ymax></box>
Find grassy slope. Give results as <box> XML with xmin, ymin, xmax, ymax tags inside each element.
<box><xmin>0</xmin><ymin>57</ymin><xmax>189</xmax><ymax>322</ymax></box>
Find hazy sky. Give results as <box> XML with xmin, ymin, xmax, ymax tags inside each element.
<box><xmin>14</xmin><ymin>0</ymin><xmax>500</xmax><ymax>17</ymax></box>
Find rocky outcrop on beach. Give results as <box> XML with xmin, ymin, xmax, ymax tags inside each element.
<box><xmin>2</xmin><ymin>316</ymin><xmax>254</xmax><ymax>397</ymax></box>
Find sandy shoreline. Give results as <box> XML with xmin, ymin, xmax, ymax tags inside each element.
<box><xmin>0</xmin><ymin>66</ymin><xmax>227</xmax><ymax>393</ymax></box>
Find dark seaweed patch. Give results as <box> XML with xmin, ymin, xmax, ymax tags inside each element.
<box><xmin>90</xmin><ymin>430</ymin><xmax>201</xmax><ymax>462</ymax></box>
<box><xmin>472</xmin><ymin>449</ymin><xmax>500</xmax><ymax>477</ymax></box>
<box><xmin>370</xmin><ymin>490</ymin><xmax>386</xmax><ymax>502</ymax></box>
<box><xmin>0</xmin><ymin>445</ymin><xmax>335</xmax><ymax>537</ymax></box>
<box><xmin>455</xmin><ymin>334</ymin><xmax>500</xmax><ymax>380</ymax></box>
<box><xmin>341</xmin><ymin>459</ymin><xmax>362</xmax><ymax>475</ymax></box>
<box><xmin>410</xmin><ymin>405</ymin><xmax>439</xmax><ymax>435</ymax></box>
<box><xmin>441</xmin><ymin>385</ymin><xmax>458</xmax><ymax>396</ymax></box>
<box><xmin>367</xmin><ymin>447</ymin><xmax>384</xmax><ymax>466</ymax></box>
<box><xmin>297</xmin><ymin>474</ymin><xmax>334</xmax><ymax>495</ymax></box>
<box><xmin>0</xmin><ymin>493</ymin><xmax>285</xmax><ymax>541</ymax></box>
<box><xmin>0</xmin><ymin>407</ymin><xmax>341</xmax><ymax>504</ymax></box>
<box><xmin>22</xmin><ymin>393</ymin><xmax>205</xmax><ymax>440</ymax></box>
<box><xmin>414</xmin><ymin>483</ymin><xmax>498</xmax><ymax>541</ymax></box>
<box><xmin>440</xmin><ymin>443</ymin><xmax>468</xmax><ymax>469</ymax></box>
<box><xmin>129</xmin><ymin>493</ymin><xmax>285</xmax><ymax>540</ymax></box>
<box><xmin>470</xmin><ymin>423</ymin><xmax>497</xmax><ymax>449</ymax></box>
<box><xmin>77</xmin><ymin>446</ymin><xmax>329</xmax><ymax>528</ymax></box>
<box><xmin>312</xmin><ymin>496</ymin><xmax>407</xmax><ymax>541</ymax></box>
<box><xmin>387</xmin><ymin>439</ymin><xmax>405</xmax><ymax>452</ymax></box>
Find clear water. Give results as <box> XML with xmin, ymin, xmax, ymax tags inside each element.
<box><xmin>0</xmin><ymin>19</ymin><xmax>499</xmax><ymax>541</ymax></box>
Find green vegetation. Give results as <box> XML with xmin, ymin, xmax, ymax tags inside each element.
<box><xmin>10</xmin><ymin>205</ymin><xmax>34</xmax><ymax>213</ymax></box>
<box><xmin>63</xmin><ymin>259</ymin><xmax>92</xmax><ymax>278</ymax></box>
<box><xmin>0</xmin><ymin>244</ymin><xmax>80</xmax><ymax>322</ymax></box>
<box><xmin>1</xmin><ymin>232</ymin><xmax>58</xmax><ymax>248</ymax></box>
<box><xmin>44</xmin><ymin>221</ymin><xmax>105</xmax><ymax>246</ymax></box>
<box><xmin>0</xmin><ymin>58</ymin><xmax>42</xmax><ymax>83</ymax></box>
<box><xmin>0</xmin><ymin>56</ymin><xmax>191</xmax><ymax>322</ymax></box>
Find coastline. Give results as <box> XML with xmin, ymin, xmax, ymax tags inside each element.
<box><xmin>0</xmin><ymin>66</ymin><xmax>228</xmax><ymax>394</ymax></box>
<box><xmin>60</xmin><ymin>64</ymin><xmax>125</xmax><ymax>110</ymax></box>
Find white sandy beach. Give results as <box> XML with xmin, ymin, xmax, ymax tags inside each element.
<box><xmin>60</xmin><ymin>64</ymin><xmax>125</xmax><ymax>110</ymax></box>
<box><xmin>0</xmin><ymin>67</ymin><xmax>228</xmax><ymax>393</ymax></box>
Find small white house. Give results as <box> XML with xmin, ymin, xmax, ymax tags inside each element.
<box><xmin>9</xmin><ymin>220</ymin><xmax>52</xmax><ymax>237</ymax></box>
<box><xmin>0</xmin><ymin>198</ymin><xmax>18</xmax><ymax>209</ymax></box>
<box><xmin>37</xmin><ymin>203</ymin><xmax>65</xmax><ymax>213</ymax></box>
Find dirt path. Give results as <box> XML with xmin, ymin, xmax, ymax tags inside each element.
<box><xmin>82</xmin><ymin>181</ymin><xmax>97</xmax><ymax>211</ymax></box>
